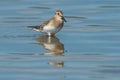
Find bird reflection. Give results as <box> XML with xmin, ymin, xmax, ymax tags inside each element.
<box><xmin>48</xmin><ymin>61</ymin><xmax>64</xmax><ymax>67</ymax></box>
<box><xmin>37</xmin><ymin>36</ymin><xmax>64</xmax><ymax>67</ymax></box>
<box><xmin>37</xmin><ymin>36</ymin><xmax>64</xmax><ymax>56</ymax></box>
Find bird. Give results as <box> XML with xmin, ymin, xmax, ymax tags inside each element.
<box><xmin>32</xmin><ymin>10</ymin><xmax>67</xmax><ymax>36</ymax></box>
<box><xmin>37</xmin><ymin>36</ymin><xmax>64</xmax><ymax>56</ymax></box>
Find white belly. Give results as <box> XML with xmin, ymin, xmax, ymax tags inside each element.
<box><xmin>42</xmin><ymin>26</ymin><xmax>61</xmax><ymax>34</ymax></box>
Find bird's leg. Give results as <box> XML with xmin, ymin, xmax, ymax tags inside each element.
<box><xmin>48</xmin><ymin>32</ymin><xmax>52</xmax><ymax>37</ymax></box>
<box><xmin>48</xmin><ymin>36</ymin><xmax>51</xmax><ymax>43</ymax></box>
<box><xmin>48</xmin><ymin>32</ymin><xmax>52</xmax><ymax>43</ymax></box>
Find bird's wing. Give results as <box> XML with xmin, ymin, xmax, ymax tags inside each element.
<box><xmin>33</xmin><ymin>19</ymin><xmax>51</xmax><ymax>30</ymax></box>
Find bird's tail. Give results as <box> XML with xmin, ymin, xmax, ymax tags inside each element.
<box><xmin>27</xmin><ymin>26</ymin><xmax>41</xmax><ymax>31</ymax></box>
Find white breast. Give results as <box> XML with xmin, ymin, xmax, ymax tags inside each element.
<box><xmin>42</xmin><ymin>26</ymin><xmax>61</xmax><ymax>33</ymax></box>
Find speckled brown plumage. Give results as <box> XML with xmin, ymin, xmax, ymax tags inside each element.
<box><xmin>32</xmin><ymin>10</ymin><xmax>66</xmax><ymax>36</ymax></box>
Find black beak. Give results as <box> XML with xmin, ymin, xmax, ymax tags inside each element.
<box><xmin>62</xmin><ymin>16</ymin><xmax>67</xmax><ymax>22</ymax></box>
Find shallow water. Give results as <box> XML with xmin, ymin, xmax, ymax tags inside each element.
<box><xmin>0</xmin><ymin>0</ymin><xmax>120</xmax><ymax>80</ymax></box>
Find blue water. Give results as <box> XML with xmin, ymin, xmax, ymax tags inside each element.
<box><xmin>0</xmin><ymin>0</ymin><xmax>120</xmax><ymax>80</ymax></box>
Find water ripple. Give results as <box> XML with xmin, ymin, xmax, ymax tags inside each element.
<box><xmin>99</xmin><ymin>5</ymin><xmax>120</xmax><ymax>8</ymax></box>
<box><xmin>65</xmin><ymin>16</ymin><xmax>87</xmax><ymax>19</ymax></box>
<box><xmin>30</xmin><ymin>6</ymin><xmax>51</xmax><ymax>9</ymax></box>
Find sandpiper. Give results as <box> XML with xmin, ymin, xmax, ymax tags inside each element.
<box><xmin>37</xmin><ymin>36</ymin><xmax>64</xmax><ymax>56</ymax></box>
<box><xmin>32</xmin><ymin>10</ymin><xmax>67</xmax><ymax>36</ymax></box>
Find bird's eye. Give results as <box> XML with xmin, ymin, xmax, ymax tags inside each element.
<box><xmin>57</xmin><ymin>13</ymin><xmax>59</xmax><ymax>15</ymax></box>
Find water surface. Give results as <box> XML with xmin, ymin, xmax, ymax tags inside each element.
<box><xmin>0</xmin><ymin>0</ymin><xmax>120</xmax><ymax>80</ymax></box>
